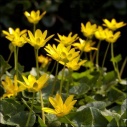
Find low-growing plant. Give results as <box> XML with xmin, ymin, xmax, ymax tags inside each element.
<box><xmin>0</xmin><ymin>10</ymin><xmax>127</xmax><ymax>127</ymax></box>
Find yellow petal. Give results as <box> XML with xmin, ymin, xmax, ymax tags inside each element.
<box><xmin>42</xmin><ymin>108</ymin><xmax>56</xmax><ymax>114</ymax></box>
<box><xmin>49</xmin><ymin>97</ymin><xmax>58</xmax><ymax>108</ymax></box>
<box><xmin>65</xmin><ymin>95</ymin><xmax>74</xmax><ymax>105</ymax></box>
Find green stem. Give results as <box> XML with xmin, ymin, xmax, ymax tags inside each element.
<box><xmin>111</xmin><ymin>43</ymin><xmax>121</xmax><ymax>81</ymax></box>
<box><xmin>50</xmin><ymin>61</ymin><xmax>57</xmax><ymax>74</ymax></box>
<box><xmin>51</xmin><ymin>61</ymin><xmax>59</xmax><ymax>96</ymax></box>
<box><xmin>66</xmin><ymin>69</ymin><xmax>72</xmax><ymax>96</ymax></box>
<box><xmin>39</xmin><ymin>91</ymin><xmax>45</xmax><ymax>124</ymax></box>
<box><xmin>33</xmin><ymin>24</ymin><xmax>36</xmax><ymax>34</ymax></box>
<box><xmin>7</xmin><ymin>51</ymin><xmax>13</xmax><ymax>63</ymax></box>
<box><xmin>64</xmin><ymin>116</ymin><xmax>76</xmax><ymax>127</ymax></box>
<box><xmin>96</xmin><ymin>40</ymin><xmax>101</xmax><ymax>66</ymax></box>
<box><xmin>22</xmin><ymin>98</ymin><xmax>34</xmax><ymax>112</ymax></box>
<box><xmin>35</xmin><ymin>48</ymin><xmax>46</xmax><ymax>123</ymax></box>
<box><xmin>102</xmin><ymin>43</ymin><xmax>110</xmax><ymax>68</ymax></box>
<box><xmin>120</xmin><ymin>57</ymin><xmax>127</xmax><ymax>77</ymax></box>
<box><xmin>59</xmin><ymin>63</ymin><xmax>66</xmax><ymax>95</ymax></box>
<box><xmin>35</xmin><ymin>48</ymin><xmax>39</xmax><ymax>78</ymax></box>
<box><xmin>14</xmin><ymin>46</ymin><xmax>18</xmax><ymax>77</ymax></box>
<box><xmin>26</xmin><ymin>92</ymin><xmax>35</xmax><ymax>127</ymax></box>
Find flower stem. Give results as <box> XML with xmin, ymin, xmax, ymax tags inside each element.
<box><xmin>39</xmin><ymin>91</ymin><xmax>45</xmax><ymax>124</ymax></box>
<box><xmin>33</xmin><ymin>24</ymin><xmax>36</xmax><ymax>34</ymax></box>
<box><xmin>59</xmin><ymin>63</ymin><xmax>66</xmax><ymax>95</ymax></box>
<box><xmin>102</xmin><ymin>43</ymin><xmax>110</xmax><ymax>68</ymax></box>
<box><xmin>66</xmin><ymin>69</ymin><xmax>72</xmax><ymax>96</ymax></box>
<box><xmin>7</xmin><ymin>51</ymin><xmax>13</xmax><ymax>63</ymax></box>
<box><xmin>34</xmin><ymin>48</ymin><xmax>45</xmax><ymax>123</ymax></box>
<box><xmin>26</xmin><ymin>92</ymin><xmax>35</xmax><ymax>127</ymax></box>
<box><xmin>96</xmin><ymin>40</ymin><xmax>101</xmax><ymax>66</ymax></box>
<box><xmin>120</xmin><ymin>57</ymin><xmax>127</xmax><ymax>77</ymax></box>
<box><xmin>111</xmin><ymin>43</ymin><xmax>121</xmax><ymax>82</ymax></box>
<box><xmin>51</xmin><ymin>62</ymin><xmax>59</xmax><ymax>96</ymax></box>
<box><xmin>64</xmin><ymin>116</ymin><xmax>76</xmax><ymax>127</ymax></box>
<box><xmin>14</xmin><ymin>46</ymin><xmax>18</xmax><ymax>77</ymax></box>
<box><xmin>35</xmin><ymin>48</ymin><xmax>39</xmax><ymax>78</ymax></box>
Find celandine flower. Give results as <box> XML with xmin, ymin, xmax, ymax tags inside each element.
<box><xmin>18</xmin><ymin>74</ymin><xmax>49</xmax><ymax>92</ymax></box>
<box><xmin>73</xmin><ymin>38</ymin><xmax>97</xmax><ymax>52</ymax></box>
<box><xmin>104</xmin><ymin>29</ymin><xmax>121</xmax><ymax>43</ymax></box>
<box><xmin>103</xmin><ymin>18</ymin><xmax>126</xmax><ymax>31</ymax></box>
<box><xmin>26</xmin><ymin>29</ymin><xmax>54</xmax><ymax>49</ymax></box>
<box><xmin>44</xmin><ymin>43</ymin><xmax>80</xmax><ymax>64</ymax></box>
<box><xmin>2</xmin><ymin>27</ymin><xmax>27</xmax><ymax>47</ymax></box>
<box><xmin>38</xmin><ymin>54</ymin><xmax>51</xmax><ymax>68</ymax></box>
<box><xmin>81</xmin><ymin>22</ymin><xmax>97</xmax><ymax>38</ymax></box>
<box><xmin>54</xmin><ymin>32</ymin><xmax>78</xmax><ymax>46</ymax></box>
<box><xmin>24</xmin><ymin>10</ymin><xmax>46</xmax><ymax>24</ymax></box>
<box><xmin>42</xmin><ymin>93</ymin><xmax>77</xmax><ymax>117</ymax></box>
<box><xmin>94</xmin><ymin>26</ymin><xmax>107</xmax><ymax>40</ymax></box>
<box><xmin>65</xmin><ymin>56</ymin><xmax>86</xmax><ymax>70</ymax></box>
<box><xmin>1</xmin><ymin>76</ymin><xmax>25</xmax><ymax>98</ymax></box>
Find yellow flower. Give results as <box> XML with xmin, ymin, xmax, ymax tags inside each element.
<box><xmin>18</xmin><ymin>74</ymin><xmax>49</xmax><ymax>92</ymax></box>
<box><xmin>26</xmin><ymin>29</ymin><xmax>54</xmax><ymax>49</ymax></box>
<box><xmin>73</xmin><ymin>38</ymin><xmax>97</xmax><ymax>52</ymax></box>
<box><xmin>38</xmin><ymin>54</ymin><xmax>51</xmax><ymax>68</ymax></box>
<box><xmin>45</xmin><ymin>43</ymin><xmax>80</xmax><ymax>64</ymax></box>
<box><xmin>94</xmin><ymin>26</ymin><xmax>107</xmax><ymax>40</ymax></box>
<box><xmin>42</xmin><ymin>93</ymin><xmax>77</xmax><ymax>117</ymax></box>
<box><xmin>105</xmin><ymin>29</ymin><xmax>121</xmax><ymax>43</ymax></box>
<box><xmin>54</xmin><ymin>32</ymin><xmax>78</xmax><ymax>46</ymax></box>
<box><xmin>81</xmin><ymin>22</ymin><xmax>97</xmax><ymax>38</ymax></box>
<box><xmin>103</xmin><ymin>18</ymin><xmax>126</xmax><ymax>31</ymax></box>
<box><xmin>2</xmin><ymin>27</ymin><xmax>27</xmax><ymax>47</ymax></box>
<box><xmin>65</xmin><ymin>56</ymin><xmax>86</xmax><ymax>70</ymax></box>
<box><xmin>24</xmin><ymin>10</ymin><xmax>46</xmax><ymax>24</ymax></box>
<box><xmin>1</xmin><ymin>75</ymin><xmax>25</xmax><ymax>98</ymax></box>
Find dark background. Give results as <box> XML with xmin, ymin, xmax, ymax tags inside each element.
<box><xmin>0</xmin><ymin>0</ymin><xmax>127</xmax><ymax>77</ymax></box>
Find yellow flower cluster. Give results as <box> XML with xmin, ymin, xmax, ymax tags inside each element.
<box><xmin>1</xmin><ymin>76</ymin><xmax>25</xmax><ymax>98</ymax></box>
<box><xmin>45</xmin><ymin>42</ymin><xmax>86</xmax><ymax>70</ymax></box>
<box><xmin>2</xmin><ymin>28</ymin><xmax>27</xmax><ymax>47</ymax></box>
<box><xmin>1</xmin><ymin>73</ymin><xmax>49</xmax><ymax>98</ymax></box>
<box><xmin>1</xmin><ymin>9</ymin><xmax>126</xmax><ymax>119</ymax></box>
<box><xmin>94</xmin><ymin>19</ymin><xmax>126</xmax><ymax>43</ymax></box>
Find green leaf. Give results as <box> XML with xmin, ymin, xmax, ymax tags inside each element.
<box><xmin>0</xmin><ymin>99</ymin><xmax>25</xmax><ymax>116</ymax></box>
<box><xmin>110</xmin><ymin>54</ymin><xmax>122</xmax><ymax>63</ymax></box>
<box><xmin>78</xmin><ymin>101</ymin><xmax>107</xmax><ymax>111</ymax></box>
<box><xmin>83</xmin><ymin>60</ymin><xmax>94</xmax><ymax>68</ymax></box>
<box><xmin>0</xmin><ymin>112</ymin><xmax>17</xmax><ymax>126</ymax></box>
<box><xmin>8</xmin><ymin>111</ymin><xmax>36</xmax><ymax>127</ymax></box>
<box><xmin>121</xmin><ymin>99</ymin><xmax>127</xmax><ymax>114</ymax></box>
<box><xmin>107</xmin><ymin>118</ymin><xmax>118</xmax><ymax>127</ymax></box>
<box><xmin>119</xmin><ymin>111</ymin><xmax>127</xmax><ymax>126</ymax></box>
<box><xmin>72</xmin><ymin>70</ymin><xmax>94</xmax><ymax>80</ymax></box>
<box><xmin>0</xmin><ymin>55</ymin><xmax>11</xmax><ymax>77</ymax></box>
<box><xmin>103</xmin><ymin>71</ymin><xmax>117</xmax><ymax>84</ymax></box>
<box><xmin>38</xmin><ymin>115</ymin><xmax>47</xmax><ymax>127</ymax></box>
<box><xmin>69</xmin><ymin>82</ymin><xmax>89</xmax><ymax>95</ymax></box>
<box><xmin>0</xmin><ymin>100</ymin><xmax>17</xmax><ymax>116</ymax></box>
<box><xmin>107</xmin><ymin>86</ymin><xmax>126</xmax><ymax>102</ymax></box>
<box><xmin>74</xmin><ymin>107</ymin><xmax>108</xmax><ymax>126</ymax></box>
